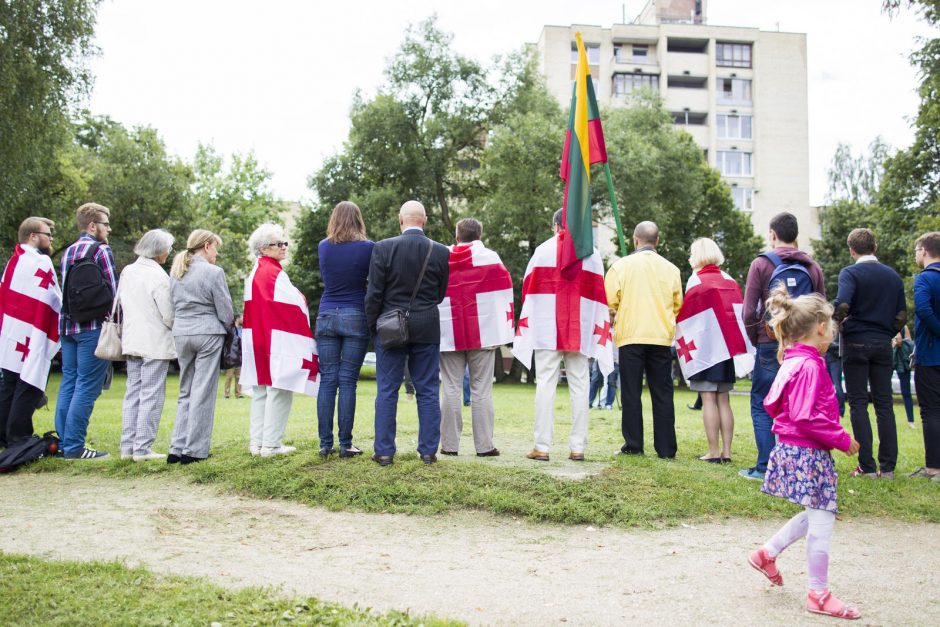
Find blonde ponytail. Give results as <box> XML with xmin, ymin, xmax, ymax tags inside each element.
<box><xmin>171</xmin><ymin>229</ymin><xmax>222</xmax><ymax>279</ymax></box>
<box><xmin>765</xmin><ymin>284</ymin><xmax>834</xmax><ymax>362</ymax></box>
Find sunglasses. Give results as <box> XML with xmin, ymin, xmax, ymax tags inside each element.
<box><xmin>268</xmin><ymin>241</ymin><xmax>289</xmax><ymax>249</ymax></box>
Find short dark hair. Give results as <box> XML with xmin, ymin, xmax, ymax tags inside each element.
<box><xmin>916</xmin><ymin>231</ymin><xmax>940</xmax><ymax>258</ymax></box>
<box><xmin>553</xmin><ymin>209</ymin><xmax>564</xmax><ymax>228</ymax></box>
<box><xmin>456</xmin><ymin>218</ymin><xmax>482</xmax><ymax>243</ymax></box>
<box><xmin>769</xmin><ymin>212</ymin><xmax>799</xmax><ymax>244</ymax></box>
<box><xmin>847</xmin><ymin>228</ymin><xmax>876</xmax><ymax>255</ymax></box>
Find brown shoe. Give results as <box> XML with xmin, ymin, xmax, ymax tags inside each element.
<box><xmin>526</xmin><ymin>449</ymin><xmax>549</xmax><ymax>462</ymax></box>
<box><xmin>569</xmin><ymin>452</ymin><xmax>585</xmax><ymax>461</ymax></box>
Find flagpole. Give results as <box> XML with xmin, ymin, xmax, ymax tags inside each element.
<box><xmin>604</xmin><ymin>163</ymin><xmax>627</xmax><ymax>256</ymax></box>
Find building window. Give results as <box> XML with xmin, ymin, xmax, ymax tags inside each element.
<box><xmin>613</xmin><ymin>73</ymin><xmax>659</xmax><ymax>95</ymax></box>
<box><xmin>672</xmin><ymin>111</ymin><xmax>707</xmax><ymax>125</ymax></box>
<box><xmin>731</xmin><ymin>187</ymin><xmax>754</xmax><ymax>212</ymax></box>
<box><xmin>572</xmin><ymin>44</ymin><xmax>600</xmax><ymax>65</ymax></box>
<box><xmin>716</xmin><ymin>42</ymin><xmax>752</xmax><ymax>68</ymax></box>
<box><xmin>667</xmin><ymin>38</ymin><xmax>708</xmax><ymax>53</ymax></box>
<box><xmin>668</xmin><ymin>75</ymin><xmax>707</xmax><ymax>89</ymax></box>
<box><xmin>717</xmin><ymin>78</ymin><xmax>752</xmax><ymax>105</ymax></box>
<box><xmin>717</xmin><ymin>151</ymin><xmax>753</xmax><ymax>176</ymax></box>
<box><xmin>614</xmin><ymin>44</ymin><xmax>649</xmax><ymax>63</ymax></box>
<box><xmin>716</xmin><ymin>114</ymin><xmax>753</xmax><ymax>139</ymax></box>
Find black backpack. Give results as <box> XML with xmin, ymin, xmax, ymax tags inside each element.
<box><xmin>0</xmin><ymin>431</ymin><xmax>60</xmax><ymax>473</ymax></box>
<box><xmin>63</xmin><ymin>242</ymin><xmax>114</xmax><ymax>323</ymax></box>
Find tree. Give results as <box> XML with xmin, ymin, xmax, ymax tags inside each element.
<box><xmin>0</xmin><ymin>0</ymin><xmax>100</xmax><ymax>249</ymax></box>
<box><xmin>190</xmin><ymin>144</ymin><xmax>281</xmax><ymax>301</ymax></box>
<box><xmin>603</xmin><ymin>93</ymin><xmax>762</xmax><ymax>285</ymax></box>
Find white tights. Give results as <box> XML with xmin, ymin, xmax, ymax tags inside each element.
<box><xmin>763</xmin><ymin>507</ymin><xmax>836</xmax><ymax>591</ymax></box>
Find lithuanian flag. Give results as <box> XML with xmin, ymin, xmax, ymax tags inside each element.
<box><xmin>559</xmin><ymin>32</ymin><xmax>608</xmax><ymax>272</ymax></box>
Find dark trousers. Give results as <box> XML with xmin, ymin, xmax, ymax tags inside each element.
<box><xmin>619</xmin><ymin>344</ymin><xmax>677</xmax><ymax>458</ymax></box>
<box><xmin>0</xmin><ymin>369</ymin><xmax>44</xmax><ymax>448</ymax></box>
<box><xmin>843</xmin><ymin>340</ymin><xmax>897</xmax><ymax>473</ymax></box>
<box><xmin>374</xmin><ymin>340</ymin><xmax>441</xmax><ymax>457</ymax></box>
<box><xmin>915</xmin><ymin>365</ymin><xmax>940</xmax><ymax>469</ymax></box>
<box><xmin>825</xmin><ymin>348</ymin><xmax>845</xmax><ymax>416</ymax></box>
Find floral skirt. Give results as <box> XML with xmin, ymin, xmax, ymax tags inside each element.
<box><xmin>761</xmin><ymin>443</ymin><xmax>839</xmax><ymax>513</ymax></box>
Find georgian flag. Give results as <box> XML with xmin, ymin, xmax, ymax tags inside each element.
<box><xmin>240</xmin><ymin>256</ymin><xmax>319</xmax><ymax>396</ymax></box>
<box><xmin>674</xmin><ymin>265</ymin><xmax>754</xmax><ymax>380</ymax></box>
<box><xmin>511</xmin><ymin>234</ymin><xmax>613</xmax><ymax>376</ymax></box>
<box><xmin>0</xmin><ymin>245</ymin><xmax>62</xmax><ymax>390</ymax></box>
<box><xmin>439</xmin><ymin>240</ymin><xmax>514</xmax><ymax>352</ymax></box>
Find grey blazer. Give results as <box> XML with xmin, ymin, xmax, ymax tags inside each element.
<box><xmin>169</xmin><ymin>256</ymin><xmax>234</xmax><ymax>336</ymax></box>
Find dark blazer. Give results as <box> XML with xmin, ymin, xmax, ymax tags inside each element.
<box><xmin>365</xmin><ymin>228</ymin><xmax>450</xmax><ymax>345</ymax></box>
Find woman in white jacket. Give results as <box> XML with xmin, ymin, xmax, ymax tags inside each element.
<box><xmin>118</xmin><ymin>229</ymin><xmax>176</xmax><ymax>461</ymax></box>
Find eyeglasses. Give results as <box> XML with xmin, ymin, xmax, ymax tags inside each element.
<box><xmin>33</xmin><ymin>231</ymin><xmax>53</xmax><ymax>238</ymax></box>
<box><xmin>267</xmin><ymin>241</ymin><xmax>289</xmax><ymax>249</ymax></box>
<box><xmin>94</xmin><ymin>221</ymin><xmax>110</xmax><ymax>228</ymax></box>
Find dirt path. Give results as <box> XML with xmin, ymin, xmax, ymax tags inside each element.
<box><xmin>3</xmin><ymin>474</ymin><xmax>937</xmax><ymax>625</ymax></box>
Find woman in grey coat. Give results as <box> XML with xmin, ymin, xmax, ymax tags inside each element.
<box><xmin>168</xmin><ymin>229</ymin><xmax>234</xmax><ymax>464</ymax></box>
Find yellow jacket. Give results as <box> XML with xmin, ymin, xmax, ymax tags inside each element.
<box><xmin>604</xmin><ymin>249</ymin><xmax>683</xmax><ymax>347</ymax></box>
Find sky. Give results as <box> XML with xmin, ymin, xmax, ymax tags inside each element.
<box><xmin>86</xmin><ymin>0</ymin><xmax>937</xmax><ymax>207</ymax></box>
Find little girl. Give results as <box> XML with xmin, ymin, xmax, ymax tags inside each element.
<box><xmin>747</xmin><ymin>285</ymin><xmax>862</xmax><ymax>620</ymax></box>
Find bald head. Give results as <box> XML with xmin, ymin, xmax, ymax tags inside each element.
<box><xmin>399</xmin><ymin>200</ymin><xmax>427</xmax><ymax>231</ymax></box>
<box><xmin>633</xmin><ymin>221</ymin><xmax>659</xmax><ymax>247</ymax></box>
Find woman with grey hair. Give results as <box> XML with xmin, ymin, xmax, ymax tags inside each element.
<box><xmin>241</xmin><ymin>222</ymin><xmax>319</xmax><ymax>457</ymax></box>
<box><xmin>118</xmin><ymin>229</ymin><xmax>177</xmax><ymax>461</ymax></box>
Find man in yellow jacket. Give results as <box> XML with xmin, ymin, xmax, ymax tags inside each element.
<box><xmin>604</xmin><ymin>221</ymin><xmax>682</xmax><ymax>458</ymax></box>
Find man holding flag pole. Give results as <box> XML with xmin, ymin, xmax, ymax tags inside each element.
<box><xmin>511</xmin><ymin>33</ymin><xmax>615</xmax><ymax>462</ymax></box>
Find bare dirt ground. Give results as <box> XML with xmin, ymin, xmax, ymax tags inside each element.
<box><xmin>2</xmin><ymin>474</ymin><xmax>937</xmax><ymax>625</ymax></box>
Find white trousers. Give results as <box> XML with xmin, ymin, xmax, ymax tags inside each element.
<box><xmin>533</xmin><ymin>350</ymin><xmax>589</xmax><ymax>453</ymax></box>
<box><xmin>249</xmin><ymin>385</ymin><xmax>294</xmax><ymax>448</ymax></box>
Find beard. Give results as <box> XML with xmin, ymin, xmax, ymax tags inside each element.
<box><xmin>38</xmin><ymin>245</ymin><xmax>53</xmax><ymax>257</ymax></box>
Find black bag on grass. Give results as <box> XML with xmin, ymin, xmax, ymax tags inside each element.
<box><xmin>0</xmin><ymin>431</ymin><xmax>60</xmax><ymax>473</ymax></box>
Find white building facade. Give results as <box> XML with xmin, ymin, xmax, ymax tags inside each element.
<box><xmin>536</xmin><ymin>0</ymin><xmax>813</xmax><ymax>244</ymax></box>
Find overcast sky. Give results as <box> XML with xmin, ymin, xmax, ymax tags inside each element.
<box><xmin>86</xmin><ymin>0</ymin><xmax>936</xmax><ymax>207</ymax></box>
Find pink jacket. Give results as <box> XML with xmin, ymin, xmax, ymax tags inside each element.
<box><xmin>763</xmin><ymin>343</ymin><xmax>852</xmax><ymax>452</ymax></box>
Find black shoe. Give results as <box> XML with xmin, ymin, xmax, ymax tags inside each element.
<box><xmin>476</xmin><ymin>448</ymin><xmax>500</xmax><ymax>457</ymax></box>
<box><xmin>339</xmin><ymin>445</ymin><xmax>363</xmax><ymax>458</ymax></box>
<box><xmin>167</xmin><ymin>454</ymin><xmax>181</xmax><ymax>464</ymax></box>
<box><xmin>439</xmin><ymin>449</ymin><xmax>458</xmax><ymax>456</ymax></box>
<box><xmin>420</xmin><ymin>454</ymin><xmax>437</xmax><ymax>465</ymax></box>
<box><xmin>698</xmin><ymin>455</ymin><xmax>722</xmax><ymax>464</ymax></box>
<box><xmin>687</xmin><ymin>403</ymin><xmax>701</xmax><ymax>411</ymax></box>
<box><xmin>179</xmin><ymin>454</ymin><xmax>207</xmax><ymax>465</ymax></box>
<box><xmin>319</xmin><ymin>447</ymin><xmax>335</xmax><ymax>458</ymax></box>
<box><xmin>371</xmin><ymin>453</ymin><xmax>393</xmax><ymax>466</ymax></box>
<box><xmin>617</xmin><ymin>448</ymin><xmax>644</xmax><ymax>456</ymax></box>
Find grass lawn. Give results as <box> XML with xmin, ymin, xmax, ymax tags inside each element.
<box><xmin>0</xmin><ymin>552</ymin><xmax>455</xmax><ymax>627</ymax></box>
<box><xmin>26</xmin><ymin>373</ymin><xmax>939</xmax><ymax>527</ymax></box>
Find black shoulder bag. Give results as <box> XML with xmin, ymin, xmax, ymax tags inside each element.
<box><xmin>375</xmin><ymin>241</ymin><xmax>434</xmax><ymax>349</ymax></box>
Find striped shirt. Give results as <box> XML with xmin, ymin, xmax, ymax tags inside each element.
<box><xmin>59</xmin><ymin>233</ymin><xmax>118</xmax><ymax>336</ymax></box>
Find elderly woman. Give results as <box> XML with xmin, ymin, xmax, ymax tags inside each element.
<box><xmin>241</xmin><ymin>223</ymin><xmax>318</xmax><ymax>457</ymax></box>
<box><xmin>118</xmin><ymin>229</ymin><xmax>176</xmax><ymax>461</ymax></box>
<box><xmin>167</xmin><ymin>229</ymin><xmax>234</xmax><ymax>464</ymax></box>
<box><xmin>316</xmin><ymin>201</ymin><xmax>374</xmax><ymax>458</ymax></box>
<box><xmin>679</xmin><ymin>237</ymin><xmax>751</xmax><ymax>464</ymax></box>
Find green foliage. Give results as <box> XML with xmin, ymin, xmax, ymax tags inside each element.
<box><xmin>190</xmin><ymin>144</ymin><xmax>281</xmax><ymax>301</ymax></box>
<box><xmin>813</xmin><ymin>200</ymin><xmax>869</xmax><ymax>298</ymax></box>
<box><xmin>0</xmin><ymin>553</ymin><xmax>456</xmax><ymax>626</ymax></box>
<box><xmin>603</xmin><ymin>94</ymin><xmax>762</xmax><ymax>285</ymax></box>
<box><xmin>290</xmin><ymin>202</ymin><xmax>331</xmax><ymax>312</ymax></box>
<box><xmin>0</xmin><ymin>0</ymin><xmax>100</xmax><ymax>253</ymax></box>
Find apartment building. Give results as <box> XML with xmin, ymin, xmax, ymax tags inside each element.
<box><xmin>536</xmin><ymin>0</ymin><xmax>812</xmax><ymax>245</ymax></box>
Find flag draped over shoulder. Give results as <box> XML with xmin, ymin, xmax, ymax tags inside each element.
<box><xmin>674</xmin><ymin>265</ymin><xmax>755</xmax><ymax>380</ymax></box>
<box><xmin>439</xmin><ymin>241</ymin><xmax>514</xmax><ymax>352</ymax></box>
<box><xmin>511</xmin><ymin>236</ymin><xmax>613</xmax><ymax>376</ymax></box>
<box><xmin>559</xmin><ymin>31</ymin><xmax>609</xmax><ymax>272</ymax></box>
<box><xmin>240</xmin><ymin>256</ymin><xmax>319</xmax><ymax>396</ymax></box>
<box><xmin>0</xmin><ymin>245</ymin><xmax>62</xmax><ymax>390</ymax></box>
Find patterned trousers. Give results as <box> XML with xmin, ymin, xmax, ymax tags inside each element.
<box><xmin>121</xmin><ymin>358</ymin><xmax>170</xmax><ymax>456</ymax></box>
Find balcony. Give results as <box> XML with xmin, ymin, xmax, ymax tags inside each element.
<box><xmin>675</xmin><ymin>123</ymin><xmax>709</xmax><ymax>148</ymax></box>
<box><xmin>665</xmin><ymin>88</ymin><xmax>709</xmax><ymax>112</ymax></box>
<box><xmin>665</xmin><ymin>51</ymin><xmax>710</xmax><ymax>77</ymax></box>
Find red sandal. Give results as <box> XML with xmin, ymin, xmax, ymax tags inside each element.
<box><xmin>806</xmin><ymin>589</ymin><xmax>861</xmax><ymax>620</ymax></box>
<box><xmin>747</xmin><ymin>547</ymin><xmax>783</xmax><ymax>586</ymax></box>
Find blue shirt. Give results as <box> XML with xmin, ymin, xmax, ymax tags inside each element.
<box><xmin>317</xmin><ymin>239</ymin><xmax>375</xmax><ymax>312</ymax></box>
<box><xmin>834</xmin><ymin>259</ymin><xmax>906</xmax><ymax>341</ymax></box>
<box><xmin>914</xmin><ymin>262</ymin><xmax>940</xmax><ymax>366</ymax></box>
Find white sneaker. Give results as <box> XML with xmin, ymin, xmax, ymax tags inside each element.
<box><xmin>249</xmin><ymin>445</ymin><xmax>261</xmax><ymax>456</ymax></box>
<box><xmin>133</xmin><ymin>452</ymin><xmax>167</xmax><ymax>462</ymax></box>
<box><xmin>260</xmin><ymin>445</ymin><xmax>297</xmax><ymax>457</ymax></box>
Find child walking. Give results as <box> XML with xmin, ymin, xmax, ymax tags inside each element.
<box><xmin>747</xmin><ymin>286</ymin><xmax>862</xmax><ymax>620</ymax></box>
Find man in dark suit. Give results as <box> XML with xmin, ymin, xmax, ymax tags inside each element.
<box><xmin>365</xmin><ymin>200</ymin><xmax>450</xmax><ymax>465</ymax></box>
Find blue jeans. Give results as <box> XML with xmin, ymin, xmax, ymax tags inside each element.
<box><xmin>825</xmin><ymin>349</ymin><xmax>845</xmax><ymax>417</ymax></box>
<box><xmin>897</xmin><ymin>368</ymin><xmax>915</xmax><ymax>423</ymax></box>
<box><xmin>462</xmin><ymin>367</ymin><xmax>471</xmax><ymax>405</ymax></box>
<box><xmin>54</xmin><ymin>329</ymin><xmax>110</xmax><ymax>455</ymax></box>
<box><xmin>315</xmin><ymin>308</ymin><xmax>369</xmax><ymax>449</ymax></box>
<box><xmin>588</xmin><ymin>360</ymin><xmax>604</xmax><ymax>406</ymax></box>
<box><xmin>604</xmin><ymin>369</ymin><xmax>619</xmax><ymax>407</ymax></box>
<box><xmin>750</xmin><ymin>343</ymin><xmax>780</xmax><ymax>473</ymax></box>
<box><xmin>374</xmin><ymin>339</ymin><xmax>441</xmax><ymax>456</ymax></box>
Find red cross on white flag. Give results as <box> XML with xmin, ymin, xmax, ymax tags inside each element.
<box><xmin>0</xmin><ymin>245</ymin><xmax>62</xmax><ymax>390</ymax></box>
